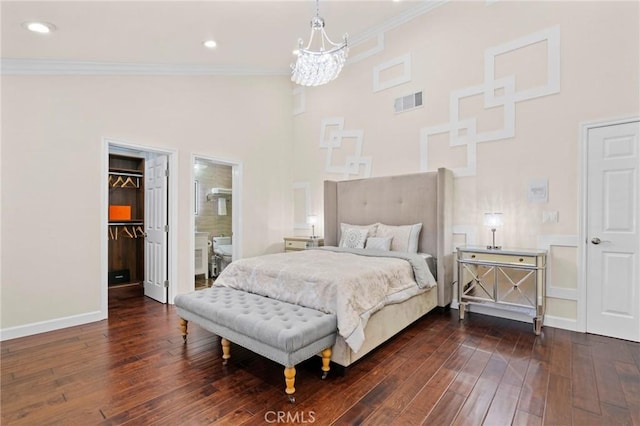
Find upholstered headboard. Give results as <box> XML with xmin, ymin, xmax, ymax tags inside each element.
<box><xmin>324</xmin><ymin>168</ymin><xmax>454</xmax><ymax>307</ymax></box>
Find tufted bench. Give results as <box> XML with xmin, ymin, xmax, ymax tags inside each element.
<box><xmin>174</xmin><ymin>286</ymin><xmax>337</xmax><ymax>402</ymax></box>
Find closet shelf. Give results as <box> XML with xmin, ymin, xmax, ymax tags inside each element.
<box><xmin>109</xmin><ymin>220</ymin><xmax>144</xmax><ymax>225</ymax></box>
<box><xmin>109</xmin><ymin>168</ymin><xmax>143</xmax><ymax>177</ymax></box>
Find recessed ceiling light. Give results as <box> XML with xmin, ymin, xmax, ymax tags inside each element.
<box><xmin>203</xmin><ymin>40</ymin><xmax>217</xmax><ymax>49</ymax></box>
<box><xmin>22</xmin><ymin>21</ymin><xmax>56</xmax><ymax>34</ymax></box>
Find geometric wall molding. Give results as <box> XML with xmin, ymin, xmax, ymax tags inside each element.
<box><xmin>320</xmin><ymin>117</ymin><xmax>372</xmax><ymax>179</ymax></box>
<box><xmin>420</xmin><ymin>120</ymin><xmax>478</xmax><ymax>177</ymax></box>
<box><xmin>537</xmin><ymin>234</ymin><xmax>578</xmax><ymax>301</ymax></box>
<box><xmin>373</xmin><ymin>53</ymin><xmax>412</xmax><ymax>93</ymax></box>
<box><xmin>453</xmin><ymin>225</ymin><xmax>478</xmax><ymax>246</ymax></box>
<box><xmin>485</xmin><ymin>26</ymin><xmax>560</xmax><ymax>103</ymax></box>
<box><xmin>320</xmin><ymin>117</ymin><xmax>345</xmax><ymax>148</ymax></box>
<box><xmin>420</xmin><ymin>26</ymin><xmax>561</xmax><ymax>177</ymax></box>
<box><xmin>348</xmin><ymin>33</ymin><xmax>385</xmax><ymax>65</ymax></box>
<box><xmin>292</xmin><ymin>181</ymin><xmax>311</xmax><ymax>229</ymax></box>
<box><xmin>342</xmin><ymin>0</ymin><xmax>446</xmax><ymax>68</ymax></box>
<box><xmin>450</xmin><ymin>76</ymin><xmax>516</xmax><ymax>143</ymax></box>
<box><xmin>292</xmin><ymin>87</ymin><xmax>305</xmax><ymax>116</ymax></box>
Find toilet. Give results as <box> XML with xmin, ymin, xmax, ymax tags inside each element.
<box><xmin>212</xmin><ymin>236</ymin><xmax>232</xmax><ymax>275</ymax></box>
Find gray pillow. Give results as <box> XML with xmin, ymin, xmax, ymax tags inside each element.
<box><xmin>365</xmin><ymin>237</ymin><xmax>392</xmax><ymax>251</ymax></box>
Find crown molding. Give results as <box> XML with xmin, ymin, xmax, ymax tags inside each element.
<box><xmin>1</xmin><ymin>0</ymin><xmax>448</xmax><ymax>76</ymax></box>
<box><xmin>350</xmin><ymin>0</ymin><xmax>448</xmax><ymax>47</ymax></box>
<box><xmin>0</xmin><ymin>58</ymin><xmax>290</xmax><ymax>76</ymax></box>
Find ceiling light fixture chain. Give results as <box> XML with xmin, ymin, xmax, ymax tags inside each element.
<box><xmin>291</xmin><ymin>0</ymin><xmax>348</xmax><ymax>87</ymax></box>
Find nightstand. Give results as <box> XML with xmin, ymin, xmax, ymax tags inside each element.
<box><xmin>283</xmin><ymin>236</ymin><xmax>324</xmax><ymax>252</ymax></box>
<box><xmin>457</xmin><ymin>246</ymin><xmax>547</xmax><ymax>335</ymax></box>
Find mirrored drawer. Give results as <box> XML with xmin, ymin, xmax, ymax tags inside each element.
<box><xmin>460</xmin><ymin>252</ymin><xmax>537</xmax><ymax>266</ymax></box>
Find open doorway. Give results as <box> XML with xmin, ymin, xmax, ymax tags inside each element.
<box><xmin>192</xmin><ymin>155</ymin><xmax>242</xmax><ymax>290</ymax></box>
<box><xmin>102</xmin><ymin>139</ymin><xmax>178</xmax><ymax>316</ymax></box>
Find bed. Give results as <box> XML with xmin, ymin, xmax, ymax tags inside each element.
<box><xmin>210</xmin><ymin>168</ymin><xmax>454</xmax><ymax>368</ymax></box>
<box><xmin>321</xmin><ymin>168</ymin><xmax>454</xmax><ymax>366</ymax></box>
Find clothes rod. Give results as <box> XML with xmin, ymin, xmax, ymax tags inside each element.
<box><xmin>109</xmin><ymin>171</ymin><xmax>143</xmax><ymax>178</ymax></box>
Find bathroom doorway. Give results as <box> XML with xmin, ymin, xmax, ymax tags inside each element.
<box><xmin>192</xmin><ymin>155</ymin><xmax>242</xmax><ymax>290</ymax></box>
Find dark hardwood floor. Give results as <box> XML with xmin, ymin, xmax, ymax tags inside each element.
<box><xmin>2</xmin><ymin>288</ymin><xmax>639</xmax><ymax>425</ymax></box>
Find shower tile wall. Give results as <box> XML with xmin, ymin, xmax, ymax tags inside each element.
<box><xmin>195</xmin><ymin>163</ymin><xmax>232</xmax><ymax>238</ymax></box>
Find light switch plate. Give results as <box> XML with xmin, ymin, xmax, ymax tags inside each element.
<box><xmin>542</xmin><ymin>211</ymin><xmax>559</xmax><ymax>223</ymax></box>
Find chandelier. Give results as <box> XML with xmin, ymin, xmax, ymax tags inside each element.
<box><xmin>291</xmin><ymin>0</ymin><xmax>348</xmax><ymax>87</ymax></box>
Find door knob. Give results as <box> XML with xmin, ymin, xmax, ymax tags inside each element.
<box><xmin>591</xmin><ymin>237</ymin><xmax>606</xmax><ymax>244</ymax></box>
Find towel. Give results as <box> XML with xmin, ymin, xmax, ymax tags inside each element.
<box><xmin>218</xmin><ymin>198</ymin><xmax>227</xmax><ymax>216</ymax></box>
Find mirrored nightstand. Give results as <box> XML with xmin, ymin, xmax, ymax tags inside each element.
<box><xmin>457</xmin><ymin>246</ymin><xmax>547</xmax><ymax>335</ymax></box>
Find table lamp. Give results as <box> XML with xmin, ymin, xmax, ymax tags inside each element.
<box><xmin>307</xmin><ymin>215</ymin><xmax>318</xmax><ymax>239</ymax></box>
<box><xmin>484</xmin><ymin>213</ymin><xmax>503</xmax><ymax>249</ymax></box>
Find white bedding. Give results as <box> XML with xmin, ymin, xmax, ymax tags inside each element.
<box><xmin>214</xmin><ymin>248</ymin><xmax>436</xmax><ymax>352</ymax></box>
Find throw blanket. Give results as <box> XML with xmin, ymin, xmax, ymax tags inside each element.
<box><xmin>214</xmin><ymin>248</ymin><xmax>436</xmax><ymax>353</ymax></box>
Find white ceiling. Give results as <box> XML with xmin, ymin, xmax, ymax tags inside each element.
<box><xmin>1</xmin><ymin>1</ymin><xmax>438</xmax><ymax>74</ymax></box>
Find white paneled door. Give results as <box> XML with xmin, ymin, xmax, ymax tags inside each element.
<box><xmin>586</xmin><ymin>120</ymin><xmax>639</xmax><ymax>342</ymax></box>
<box><xmin>144</xmin><ymin>155</ymin><xmax>168</xmax><ymax>303</ymax></box>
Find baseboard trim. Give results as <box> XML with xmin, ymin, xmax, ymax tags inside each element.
<box><xmin>543</xmin><ymin>315</ymin><xmax>577</xmax><ymax>332</ymax></box>
<box><xmin>0</xmin><ymin>311</ymin><xmax>105</xmax><ymax>341</ymax></box>
<box><xmin>460</xmin><ymin>304</ymin><xmax>533</xmax><ymax>324</ymax></box>
<box><xmin>451</xmin><ymin>305</ymin><xmax>578</xmax><ymax>332</ymax></box>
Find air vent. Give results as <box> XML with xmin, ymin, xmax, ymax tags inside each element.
<box><xmin>394</xmin><ymin>91</ymin><xmax>423</xmax><ymax>114</ymax></box>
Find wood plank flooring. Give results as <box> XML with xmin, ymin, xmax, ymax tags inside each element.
<box><xmin>2</xmin><ymin>288</ymin><xmax>639</xmax><ymax>425</ymax></box>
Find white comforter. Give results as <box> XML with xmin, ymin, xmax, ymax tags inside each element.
<box><xmin>214</xmin><ymin>247</ymin><xmax>436</xmax><ymax>352</ymax></box>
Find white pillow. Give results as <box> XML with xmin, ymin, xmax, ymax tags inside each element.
<box><xmin>340</xmin><ymin>228</ymin><xmax>369</xmax><ymax>249</ymax></box>
<box><xmin>365</xmin><ymin>237</ymin><xmax>392</xmax><ymax>251</ymax></box>
<box><xmin>375</xmin><ymin>223</ymin><xmax>422</xmax><ymax>253</ymax></box>
<box><xmin>339</xmin><ymin>223</ymin><xmax>378</xmax><ymax>246</ymax></box>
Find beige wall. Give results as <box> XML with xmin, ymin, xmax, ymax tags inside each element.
<box><xmin>291</xmin><ymin>1</ymin><xmax>639</xmax><ymax>324</ymax></box>
<box><xmin>1</xmin><ymin>75</ymin><xmax>293</xmax><ymax>330</ymax></box>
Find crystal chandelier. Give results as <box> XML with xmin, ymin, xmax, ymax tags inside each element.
<box><xmin>291</xmin><ymin>0</ymin><xmax>348</xmax><ymax>87</ymax></box>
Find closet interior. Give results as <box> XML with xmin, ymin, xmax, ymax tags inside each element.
<box><xmin>108</xmin><ymin>154</ymin><xmax>145</xmax><ymax>287</ymax></box>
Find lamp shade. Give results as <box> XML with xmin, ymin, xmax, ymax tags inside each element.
<box><xmin>483</xmin><ymin>213</ymin><xmax>504</xmax><ymax>228</ymax></box>
<box><xmin>307</xmin><ymin>215</ymin><xmax>318</xmax><ymax>225</ymax></box>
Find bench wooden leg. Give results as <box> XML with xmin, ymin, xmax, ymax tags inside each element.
<box><xmin>321</xmin><ymin>348</ymin><xmax>332</xmax><ymax>379</ymax></box>
<box><xmin>179</xmin><ymin>318</ymin><xmax>188</xmax><ymax>343</ymax></box>
<box><xmin>221</xmin><ymin>338</ymin><xmax>231</xmax><ymax>365</ymax></box>
<box><xmin>284</xmin><ymin>366</ymin><xmax>296</xmax><ymax>403</ymax></box>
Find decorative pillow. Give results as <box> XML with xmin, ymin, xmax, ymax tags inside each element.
<box><xmin>339</xmin><ymin>228</ymin><xmax>369</xmax><ymax>249</ymax></box>
<box><xmin>365</xmin><ymin>237</ymin><xmax>392</xmax><ymax>251</ymax></box>
<box><xmin>339</xmin><ymin>222</ymin><xmax>378</xmax><ymax>246</ymax></box>
<box><xmin>375</xmin><ymin>223</ymin><xmax>422</xmax><ymax>253</ymax></box>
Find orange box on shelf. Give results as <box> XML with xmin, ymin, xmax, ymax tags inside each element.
<box><xmin>109</xmin><ymin>205</ymin><xmax>131</xmax><ymax>221</ymax></box>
